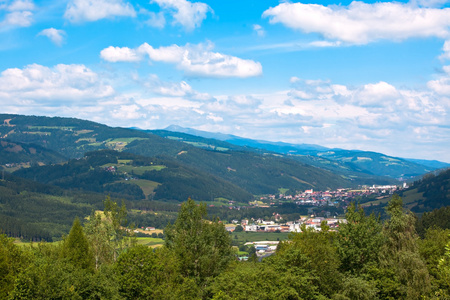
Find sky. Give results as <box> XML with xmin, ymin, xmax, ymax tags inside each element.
<box><xmin>0</xmin><ymin>0</ymin><xmax>450</xmax><ymax>162</ymax></box>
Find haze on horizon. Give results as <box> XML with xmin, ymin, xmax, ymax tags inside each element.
<box><xmin>0</xmin><ymin>0</ymin><xmax>449</xmax><ymax>162</ymax></box>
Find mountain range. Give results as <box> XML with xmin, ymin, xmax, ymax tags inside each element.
<box><xmin>1</xmin><ymin>113</ymin><xmax>449</xmax><ymax>241</ymax></box>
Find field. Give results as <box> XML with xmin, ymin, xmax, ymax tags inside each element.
<box><xmin>128</xmin><ymin>179</ymin><xmax>160</xmax><ymax>197</ymax></box>
<box><xmin>135</xmin><ymin>237</ymin><xmax>164</xmax><ymax>248</ymax></box>
<box><xmin>116</xmin><ymin>164</ymin><xmax>166</xmax><ymax>175</ymax></box>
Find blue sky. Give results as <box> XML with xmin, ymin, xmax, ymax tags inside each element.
<box><xmin>1</xmin><ymin>0</ymin><xmax>450</xmax><ymax>162</ymax></box>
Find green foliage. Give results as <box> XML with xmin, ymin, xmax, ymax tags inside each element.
<box><xmin>60</xmin><ymin>217</ymin><xmax>94</xmax><ymax>271</ymax></box>
<box><xmin>416</xmin><ymin>205</ymin><xmax>450</xmax><ymax>238</ymax></box>
<box><xmin>336</xmin><ymin>202</ymin><xmax>383</xmax><ymax>275</ymax></box>
<box><xmin>404</xmin><ymin>169</ymin><xmax>450</xmax><ymax>214</ymax></box>
<box><xmin>84</xmin><ymin>197</ymin><xmax>134</xmax><ymax>269</ymax></box>
<box><xmin>209</xmin><ymin>260</ymin><xmax>318</xmax><ymax>300</ymax></box>
<box><xmin>114</xmin><ymin>245</ymin><xmax>200</xmax><ymax>299</ymax></box>
<box><xmin>10</xmin><ymin>244</ymin><xmax>121</xmax><ymax>300</ymax></box>
<box><xmin>281</xmin><ymin>225</ymin><xmax>342</xmax><ymax>297</ymax></box>
<box><xmin>332</xmin><ymin>275</ymin><xmax>379</xmax><ymax>300</ymax></box>
<box><xmin>164</xmin><ymin>198</ymin><xmax>234</xmax><ymax>285</ymax></box>
<box><xmin>378</xmin><ymin>194</ymin><xmax>431</xmax><ymax>299</ymax></box>
<box><xmin>419</xmin><ymin>227</ymin><xmax>450</xmax><ymax>280</ymax></box>
<box><xmin>0</xmin><ymin>235</ymin><xmax>30</xmax><ymax>299</ymax></box>
<box><xmin>234</xmin><ymin>224</ymin><xmax>243</xmax><ymax>232</ymax></box>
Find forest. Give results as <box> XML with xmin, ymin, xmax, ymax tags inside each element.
<box><xmin>1</xmin><ymin>195</ymin><xmax>450</xmax><ymax>300</ymax></box>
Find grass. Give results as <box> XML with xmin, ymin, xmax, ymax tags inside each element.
<box><xmin>127</xmin><ymin>179</ymin><xmax>160</xmax><ymax>197</ymax></box>
<box><xmin>117</xmin><ymin>165</ymin><xmax>166</xmax><ymax>175</ymax></box>
<box><xmin>278</xmin><ymin>188</ymin><xmax>289</xmax><ymax>194</ymax></box>
<box><xmin>135</xmin><ymin>237</ymin><xmax>164</xmax><ymax>247</ymax></box>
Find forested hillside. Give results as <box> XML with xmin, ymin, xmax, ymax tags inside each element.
<box><xmin>13</xmin><ymin>150</ymin><xmax>252</xmax><ymax>203</ymax></box>
<box><xmin>1</xmin><ymin>114</ymin><xmax>364</xmax><ymax>195</ymax></box>
<box><xmin>2</xmin><ymin>196</ymin><xmax>450</xmax><ymax>299</ymax></box>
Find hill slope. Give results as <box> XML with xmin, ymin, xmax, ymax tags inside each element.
<box><xmin>163</xmin><ymin>125</ymin><xmax>441</xmax><ymax>179</ymax></box>
<box><xmin>1</xmin><ymin>114</ymin><xmax>361</xmax><ymax>195</ymax></box>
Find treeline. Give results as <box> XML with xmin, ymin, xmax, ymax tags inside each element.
<box><xmin>2</xmin><ymin>195</ymin><xmax>450</xmax><ymax>299</ymax></box>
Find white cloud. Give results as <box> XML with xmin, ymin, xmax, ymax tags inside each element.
<box><xmin>440</xmin><ymin>40</ymin><xmax>450</xmax><ymax>60</ymax></box>
<box><xmin>100</xmin><ymin>46</ymin><xmax>143</xmax><ymax>62</ymax></box>
<box><xmin>263</xmin><ymin>1</ymin><xmax>450</xmax><ymax>44</ymax></box>
<box><xmin>145</xmin><ymin>75</ymin><xmax>212</xmax><ymax>100</ymax></box>
<box><xmin>64</xmin><ymin>0</ymin><xmax>136</xmax><ymax>23</ymax></box>
<box><xmin>0</xmin><ymin>63</ymin><xmax>114</xmax><ymax>104</ymax></box>
<box><xmin>141</xmin><ymin>10</ymin><xmax>166</xmax><ymax>28</ymax></box>
<box><xmin>151</xmin><ymin>0</ymin><xmax>211</xmax><ymax>30</ymax></box>
<box><xmin>355</xmin><ymin>81</ymin><xmax>400</xmax><ymax>107</ymax></box>
<box><xmin>0</xmin><ymin>0</ymin><xmax>35</xmax><ymax>29</ymax></box>
<box><xmin>428</xmin><ymin>66</ymin><xmax>450</xmax><ymax>95</ymax></box>
<box><xmin>253</xmin><ymin>24</ymin><xmax>265</xmax><ymax>37</ymax></box>
<box><xmin>101</xmin><ymin>42</ymin><xmax>263</xmax><ymax>78</ymax></box>
<box><xmin>38</xmin><ymin>28</ymin><xmax>66</xmax><ymax>46</ymax></box>
<box><xmin>7</xmin><ymin>0</ymin><xmax>34</xmax><ymax>11</ymax></box>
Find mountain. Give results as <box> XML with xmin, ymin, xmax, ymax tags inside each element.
<box><xmin>400</xmin><ymin>168</ymin><xmax>450</xmax><ymax>213</ymax></box>
<box><xmin>163</xmin><ymin>125</ymin><xmax>441</xmax><ymax>179</ymax></box>
<box><xmin>404</xmin><ymin>158</ymin><xmax>450</xmax><ymax>170</ymax></box>
<box><xmin>164</xmin><ymin>124</ymin><xmax>329</xmax><ymax>152</ymax></box>
<box><xmin>13</xmin><ymin>150</ymin><xmax>252</xmax><ymax>203</ymax></box>
<box><xmin>0</xmin><ymin>139</ymin><xmax>67</xmax><ymax>168</ymax></box>
<box><xmin>0</xmin><ymin>114</ymin><xmax>360</xmax><ymax>198</ymax></box>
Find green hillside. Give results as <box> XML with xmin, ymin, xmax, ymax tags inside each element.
<box><xmin>13</xmin><ymin>150</ymin><xmax>252</xmax><ymax>203</ymax></box>
<box><xmin>1</xmin><ymin>114</ymin><xmax>361</xmax><ymax>195</ymax></box>
<box><xmin>162</xmin><ymin>125</ymin><xmax>443</xmax><ymax>179</ymax></box>
<box><xmin>362</xmin><ymin>169</ymin><xmax>450</xmax><ymax>217</ymax></box>
<box><xmin>0</xmin><ymin>139</ymin><xmax>66</xmax><ymax>169</ymax></box>
<box><xmin>0</xmin><ymin>172</ymin><xmax>104</xmax><ymax>241</ymax></box>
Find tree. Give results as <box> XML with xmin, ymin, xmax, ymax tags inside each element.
<box><xmin>234</xmin><ymin>225</ymin><xmax>244</xmax><ymax>232</ymax></box>
<box><xmin>164</xmin><ymin>198</ymin><xmax>234</xmax><ymax>286</ymax></box>
<box><xmin>436</xmin><ymin>238</ymin><xmax>450</xmax><ymax>297</ymax></box>
<box><xmin>60</xmin><ymin>217</ymin><xmax>94</xmax><ymax>271</ymax></box>
<box><xmin>336</xmin><ymin>202</ymin><xmax>383</xmax><ymax>275</ymax></box>
<box><xmin>377</xmin><ymin>194</ymin><xmax>431</xmax><ymax>299</ymax></box>
<box><xmin>114</xmin><ymin>245</ymin><xmax>199</xmax><ymax>299</ymax></box>
<box><xmin>0</xmin><ymin>234</ymin><xmax>29</xmax><ymax>299</ymax></box>
<box><xmin>282</xmin><ymin>223</ymin><xmax>342</xmax><ymax>297</ymax></box>
<box><xmin>84</xmin><ymin>196</ymin><xmax>135</xmax><ymax>269</ymax></box>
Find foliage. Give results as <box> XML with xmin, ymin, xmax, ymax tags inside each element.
<box><xmin>336</xmin><ymin>202</ymin><xmax>383</xmax><ymax>275</ymax></box>
<box><xmin>164</xmin><ymin>198</ymin><xmax>234</xmax><ymax>285</ymax></box>
<box><xmin>60</xmin><ymin>217</ymin><xmax>94</xmax><ymax>271</ymax></box>
<box><xmin>378</xmin><ymin>194</ymin><xmax>431</xmax><ymax>299</ymax></box>
<box><xmin>280</xmin><ymin>223</ymin><xmax>342</xmax><ymax>297</ymax></box>
<box><xmin>0</xmin><ymin>235</ymin><xmax>30</xmax><ymax>298</ymax></box>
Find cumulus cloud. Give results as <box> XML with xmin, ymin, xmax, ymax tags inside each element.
<box><xmin>0</xmin><ymin>0</ymin><xmax>35</xmax><ymax>29</ymax></box>
<box><xmin>100</xmin><ymin>46</ymin><xmax>143</xmax><ymax>62</ymax></box>
<box><xmin>263</xmin><ymin>1</ymin><xmax>450</xmax><ymax>44</ymax></box>
<box><xmin>38</xmin><ymin>28</ymin><xmax>66</xmax><ymax>46</ymax></box>
<box><xmin>145</xmin><ymin>75</ymin><xmax>212</xmax><ymax>100</ymax></box>
<box><xmin>440</xmin><ymin>40</ymin><xmax>450</xmax><ymax>60</ymax></box>
<box><xmin>428</xmin><ymin>65</ymin><xmax>450</xmax><ymax>95</ymax></box>
<box><xmin>151</xmin><ymin>0</ymin><xmax>211</xmax><ymax>30</ymax></box>
<box><xmin>100</xmin><ymin>42</ymin><xmax>263</xmax><ymax>78</ymax></box>
<box><xmin>64</xmin><ymin>0</ymin><xmax>136</xmax><ymax>23</ymax></box>
<box><xmin>0</xmin><ymin>63</ymin><xmax>114</xmax><ymax>104</ymax></box>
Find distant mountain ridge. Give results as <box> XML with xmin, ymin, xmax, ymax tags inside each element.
<box><xmin>163</xmin><ymin>125</ymin><xmax>449</xmax><ymax>179</ymax></box>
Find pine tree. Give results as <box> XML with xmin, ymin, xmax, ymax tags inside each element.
<box><xmin>61</xmin><ymin>217</ymin><xmax>93</xmax><ymax>271</ymax></box>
